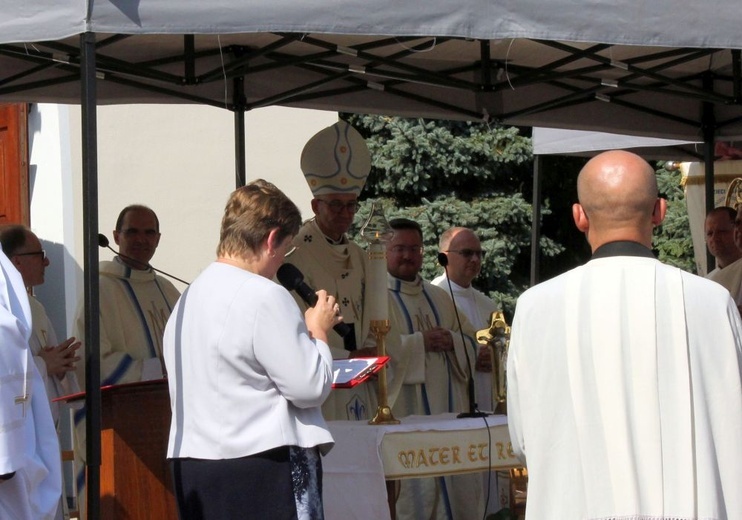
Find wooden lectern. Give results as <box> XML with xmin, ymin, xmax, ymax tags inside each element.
<box><xmin>66</xmin><ymin>379</ymin><xmax>176</xmax><ymax>518</ymax></box>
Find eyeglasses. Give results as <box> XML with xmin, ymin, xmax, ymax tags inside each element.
<box><xmin>318</xmin><ymin>199</ymin><xmax>360</xmax><ymax>214</ymax></box>
<box><xmin>389</xmin><ymin>245</ymin><xmax>424</xmax><ymax>255</ymax></box>
<box><xmin>15</xmin><ymin>250</ymin><xmax>46</xmax><ymax>260</ymax></box>
<box><xmin>446</xmin><ymin>249</ymin><xmax>486</xmax><ymax>260</ymax></box>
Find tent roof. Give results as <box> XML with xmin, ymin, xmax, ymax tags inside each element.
<box><xmin>532</xmin><ymin>128</ymin><xmax>704</xmax><ymax>160</ymax></box>
<box><xmin>4</xmin><ymin>0</ymin><xmax>742</xmax><ymax>48</ymax></box>
<box><xmin>2</xmin><ymin>0</ymin><xmax>742</xmax><ymax>141</ymax></box>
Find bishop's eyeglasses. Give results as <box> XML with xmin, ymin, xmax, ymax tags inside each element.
<box><xmin>318</xmin><ymin>199</ymin><xmax>361</xmax><ymax>214</ymax></box>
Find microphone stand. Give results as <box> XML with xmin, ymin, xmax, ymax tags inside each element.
<box><xmin>97</xmin><ymin>233</ymin><xmax>190</xmax><ymax>286</ymax></box>
<box><xmin>437</xmin><ymin>253</ymin><xmax>488</xmax><ymax>419</ymax></box>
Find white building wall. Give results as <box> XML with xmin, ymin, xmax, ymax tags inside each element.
<box><xmin>28</xmin><ymin>104</ymin><xmax>79</xmax><ymax>338</ymax></box>
<box><xmin>29</xmin><ymin>103</ymin><xmax>335</xmax><ymax>337</ymax></box>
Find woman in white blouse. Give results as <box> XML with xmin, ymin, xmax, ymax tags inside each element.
<box><xmin>164</xmin><ymin>179</ymin><xmax>341</xmax><ymax>520</ymax></box>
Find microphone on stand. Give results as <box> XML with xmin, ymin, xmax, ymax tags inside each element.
<box><xmin>98</xmin><ymin>233</ymin><xmax>190</xmax><ymax>286</ymax></box>
<box><xmin>437</xmin><ymin>252</ymin><xmax>488</xmax><ymax>419</ymax></box>
<box><xmin>276</xmin><ymin>263</ymin><xmax>353</xmax><ymax>340</ymax></box>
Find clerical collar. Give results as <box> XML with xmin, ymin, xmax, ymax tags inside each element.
<box><xmin>325</xmin><ymin>235</ymin><xmax>346</xmax><ymax>246</ymax></box>
<box><xmin>312</xmin><ymin>220</ymin><xmax>347</xmax><ymax>245</ymax></box>
<box><xmin>591</xmin><ymin>241</ymin><xmax>655</xmax><ymax>260</ymax></box>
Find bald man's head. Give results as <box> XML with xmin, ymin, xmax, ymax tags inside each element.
<box><xmin>439</xmin><ymin>227</ymin><xmax>485</xmax><ymax>287</ymax></box>
<box><xmin>574</xmin><ymin>150</ymin><xmax>664</xmax><ymax>250</ymax></box>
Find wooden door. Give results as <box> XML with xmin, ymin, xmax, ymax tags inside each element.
<box><xmin>0</xmin><ymin>103</ymin><xmax>29</xmax><ymax>225</ymax></box>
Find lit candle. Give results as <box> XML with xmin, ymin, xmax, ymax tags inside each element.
<box><xmin>366</xmin><ymin>239</ymin><xmax>389</xmax><ymax>321</ymax></box>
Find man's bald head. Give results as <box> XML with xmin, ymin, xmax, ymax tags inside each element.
<box><xmin>439</xmin><ymin>227</ymin><xmax>467</xmax><ymax>251</ymax></box>
<box><xmin>574</xmin><ymin>150</ymin><xmax>664</xmax><ymax>250</ymax></box>
<box><xmin>439</xmin><ymin>227</ymin><xmax>485</xmax><ymax>287</ymax></box>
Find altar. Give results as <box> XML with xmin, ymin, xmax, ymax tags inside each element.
<box><xmin>323</xmin><ymin>413</ymin><xmax>520</xmax><ymax>520</ymax></box>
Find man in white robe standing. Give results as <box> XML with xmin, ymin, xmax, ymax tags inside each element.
<box><xmin>431</xmin><ymin>227</ymin><xmax>497</xmax><ymax>411</ymax></box>
<box><xmin>0</xmin><ymin>249</ymin><xmax>62</xmax><ymax>519</ymax></box>
<box><xmin>74</xmin><ymin>204</ymin><xmax>181</xmax><ymax>388</ymax></box>
<box><xmin>72</xmin><ymin>204</ymin><xmax>181</xmax><ymax>517</ymax></box>
<box><xmin>284</xmin><ymin>120</ymin><xmax>378</xmax><ymax>421</ymax></box>
<box><xmin>431</xmin><ymin>226</ymin><xmax>506</xmax><ymax>516</ymax></box>
<box><xmin>507</xmin><ymin>150</ymin><xmax>742</xmax><ymax>519</ymax></box>
<box><xmin>386</xmin><ymin>218</ymin><xmax>484</xmax><ymax>520</ymax></box>
<box><xmin>703</xmin><ymin>206</ymin><xmax>741</xmax><ymax>278</ymax></box>
<box><xmin>708</xmin><ymin>205</ymin><xmax>742</xmax><ymax>306</ymax></box>
<box><xmin>0</xmin><ymin>225</ymin><xmax>81</xmax><ymax>424</ymax></box>
<box><xmin>1</xmin><ymin>225</ymin><xmax>81</xmax><ymax>520</ymax></box>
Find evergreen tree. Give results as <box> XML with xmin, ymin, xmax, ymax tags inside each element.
<box><xmin>345</xmin><ymin>115</ymin><xmax>696</xmax><ymax>317</ymax></box>
<box><xmin>653</xmin><ymin>161</ymin><xmax>696</xmax><ymax>272</ymax></box>
<box><xmin>345</xmin><ymin>114</ymin><xmax>563</xmax><ymax>316</ymax></box>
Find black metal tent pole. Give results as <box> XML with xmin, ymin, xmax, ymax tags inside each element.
<box><xmin>530</xmin><ymin>154</ymin><xmax>542</xmax><ymax>287</ymax></box>
<box><xmin>234</xmin><ymin>74</ymin><xmax>247</xmax><ymax>188</ymax></box>
<box><xmin>80</xmin><ymin>32</ymin><xmax>102</xmax><ymax>519</ymax></box>
<box><xmin>702</xmin><ymin>72</ymin><xmax>716</xmax><ymax>273</ymax></box>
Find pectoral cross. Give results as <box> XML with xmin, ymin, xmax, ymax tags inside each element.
<box><xmin>14</xmin><ymin>393</ymin><xmax>29</xmax><ymax>417</ymax></box>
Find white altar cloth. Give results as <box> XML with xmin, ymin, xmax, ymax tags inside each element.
<box><xmin>323</xmin><ymin>413</ymin><xmax>517</xmax><ymax>520</ymax></box>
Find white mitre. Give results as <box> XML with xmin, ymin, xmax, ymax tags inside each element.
<box><xmin>301</xmin><ymin>120</ymin><xmax>371</xmax><ymax>196</ymax></box>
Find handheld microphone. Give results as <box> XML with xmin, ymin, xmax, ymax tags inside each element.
<box><xmin>98</xmin><ymin>233</ymin><xmax>190</xmax><ymax>286</ymax></box>
<box><xmin>437</xmin><ymin>252</ymin><xmax>488</xmax><ymax>419</ymax></box>
<box><xmin>276</xmin><ymin>263</ymin><xmax>352</xmax><ymax>339</ymax></box>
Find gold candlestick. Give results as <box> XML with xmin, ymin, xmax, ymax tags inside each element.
<box><xmin>368</xmin><ymin>319</ymin><xmax>399</xmax><ymax>425</ymax></box>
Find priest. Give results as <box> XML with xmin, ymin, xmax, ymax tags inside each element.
<box><xmin>507</xmin><ymin>150</ymin><xmax>742</xmax><ymax>519</ymax></box>
<box><xmin>707</xmin><ymin>204</ymin><xmax>742</xmax><ymax>306</ymax></box>
<box><xmin>385</xmin><ymin>217</ymin><xmax>483</xmax><ymax>520</ymax></box>
<box><xmin>284</xmin><ymin>120</ymin><xmax>378</xmax><ymax>421</ymax></box>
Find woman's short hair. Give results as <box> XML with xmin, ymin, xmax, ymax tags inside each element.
<box><xmin>217</xmin><ymin>179</ymin><xmax>302</xmax><ymax>258</ymax></box>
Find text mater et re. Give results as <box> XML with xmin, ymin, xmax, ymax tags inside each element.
<box><xmin>397</xmin><ymin>441</ymin><xmax>516</xmax><ymax>469</ymax></box>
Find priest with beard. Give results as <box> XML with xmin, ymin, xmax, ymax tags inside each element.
<box><xmin>385</xmin><ymin>217</ymin><xmax>484</xmax><ymax>520</ymax></box>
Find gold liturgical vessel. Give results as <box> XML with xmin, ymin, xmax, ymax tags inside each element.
<box><xmin>476</xmin><ymin>310</ymin><xmax>511</xmax><ymax>415</ymax></box>
<box><xmin>725</xmin><ymin>177</ymin><xmax>742</xmax><ymax>208</ymax></box>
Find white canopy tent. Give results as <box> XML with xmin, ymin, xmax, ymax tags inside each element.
<box><xmin>532</xmin><ymin>127</ymin><xmax>703</xmax><ymax>159</ymax></box>
<box><xmin>3</xmin><ymin>0</ymin><xmax>741</xmax><ymax>49</ymax></box>
<box><xmin>1</xmin><ymin>1</ymin><xmax>742</xmax><ymax>140</ymax></box>
<box><xmin>2</xmin><ymin>1</ymin><xmax>742</xmax><ymax>515</ymax></box>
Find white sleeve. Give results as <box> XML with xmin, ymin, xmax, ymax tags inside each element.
<box><xmin>253</xmin><ymin>286</ymin><xmax>333</xmax><ymax>409</ymax></box>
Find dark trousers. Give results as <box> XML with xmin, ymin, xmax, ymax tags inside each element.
<box><xmin>170</xmin><ymin>446</ymin><xmax>299</xmax><ymax>520</ymax></box>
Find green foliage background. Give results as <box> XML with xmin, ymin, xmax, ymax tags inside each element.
<box><xmin>654</xmin><ymin>161</ymin><xmax>696</xmax><ymax>272</ymax></box>
<box><xmin>343</xmin><ymin>114</ymin><xmax>696</xmax><ymax>317</ymax></box>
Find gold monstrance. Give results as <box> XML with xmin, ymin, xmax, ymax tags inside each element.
<box><xmin>476</xmin><ymin>311</ymin><xmax>511</xmax><ymax>415</ymax></box>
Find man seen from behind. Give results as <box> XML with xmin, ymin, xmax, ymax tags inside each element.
<box><xmin>507</xmin><ymin>150</ymin><xmax>742</xmax><ymax>519</ymax></box>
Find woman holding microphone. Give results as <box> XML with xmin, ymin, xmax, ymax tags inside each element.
<box><xmin>164</xmin><ymin>179</ymin><xmax>340</xmax><ymax>520</ymax></box>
